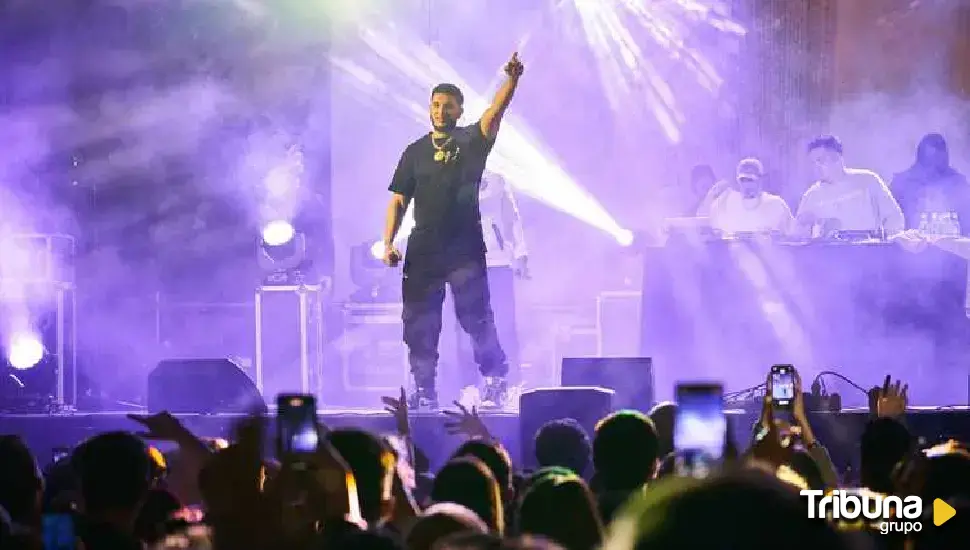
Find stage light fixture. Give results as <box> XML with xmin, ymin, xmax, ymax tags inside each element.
<box><xmin>349</xmin><ymin>241</ymin><xmax>398</xmax><ymax>303</ymax></box>
<box><xmin>258</xmin><ymin>220</ymin><xmax>309</xmax><ymax>286</ymax></box>
<box><xmin>262</xmin><ymin>220</ymin><xmax>295</xmax><ymax>246</ymax></box>
<box><xmin>6</xmin><ymin>331</ymin><xmax>44</xmax><ymax>370</ymax></box>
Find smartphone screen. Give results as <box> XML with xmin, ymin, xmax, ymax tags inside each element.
<box><xmin>771</xmin><ymin>365</ymin><xmax>795</xmax><ymax>409</ymax></box>
<box><xmin>276</xmin><ymin>394</ymin><xmax>319</xmax><ymax>457</ymax></box>
<box><xmin>42</xmin><ymin>514</ymin><xmax>75</xmax><ymax>550</ymax></box>
<box><xmin>674</xmin><ymin>383</ymin><xmax>726</xmax><ymax>478</ymax></box>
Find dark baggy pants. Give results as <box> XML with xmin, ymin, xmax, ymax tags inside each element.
<box><xmin>456</xmin><ymin>265</ymin><xmax>519</xmax><ymax>387</ymax></box>
<box><xmin>402</xmin><ymin>257</ymin><xmax>508</xmax><ymax>391</ymax></box>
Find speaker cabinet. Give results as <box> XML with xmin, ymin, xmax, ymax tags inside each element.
<box><xmin>561</xmin><ymin>357</ymin><xmax>654</xmax><ymax>412</ymax></box>
<box><xmin>148</xmin><ymin>358</ymin><xmax>266</xmax><ymax>414</ymax></box>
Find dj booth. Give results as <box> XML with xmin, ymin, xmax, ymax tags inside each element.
<box><xmin>639</xmin><ymin>237</ymin><xmax>970</xmax><ymax>405</ymax></box>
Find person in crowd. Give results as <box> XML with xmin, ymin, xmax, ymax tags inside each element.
<box><xmin>0</xmin><ymin>436</ymin><xmax>43</xmax><ymax>534</ymax></box>
<box><xmin>708</xmin><ymin>157</ymin><xmax>793</xmax><ymax>235</ymax></box>
<box><xmin>647</xmin><ymin>402</ymin><xmax>676</xmax><ymax>458</ymax></box>
<box><xmin>795</xmin><ymin>134</ymin><xmax>905</xmax><ymax>237</ymax></box>
<box><xmin>431</xmin><ymin>457</ymin><xmax>505</xmax><ymax>534</ymax></box>
<box><xmin>515</xmin><ymin>471</ymin><xmax>603</xmax><ymax>550</ymax></box>
<box><xmin>405</xmin><ymin>502</ymin><xmax>489</xmax><ymax>550</ymax></box>
<box><xmin>325</xmin><ymin>429</ymin><xmax>398</xmax><ymax>531</ymax></box>
<box><xmin>590</xmin><ymin>410</ymin><xmax>661</xmax><ymax>522</ymax></box>
<box><xmin>532</xmin><ymin>419</ymin><xmax>591</xmax><ymax>477</ymax></box>
<box><xmin>602</xmin><ymin>470</ymin><xmax>858</xmax><ymax>550</ymax></box>
<box><xmin>72</xmin><ymin>431</ymin><xmax>154</xmax><ymax>550</ymax></box>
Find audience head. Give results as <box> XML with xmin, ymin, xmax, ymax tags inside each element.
<box><xmin>604</xmin><ymin>469</ymin><xmax>854</xmax><ymax>550</ymax></box>
<box><xmin>533</xmin><ymin>419</ymin><xmax>591</xmax><ymax>477</ymax></box>
<box><xmin>435</xmin><ymin>532</ymin><xmax>567</xmax><ymax>550</ymax></box>
<box><xmin>907</xmin><ymin>441</ymin><xmax>970</xmax><ymax>501</ymax></box>
<box><xmin>406</xmin><ymin>502</ymin><xmax>488</xmax><ymax>550</ymax></box>
<box><xmin>807</xmin><ymin>134</ymin><xmax>845</xmax><ymax>182</ymax></box>
<box><xmin>325</xmin><ymin>428</ymin><xmax>396</xmax><ymax>524</ymax></box>
<box><xmin>0</xmin><ymin>436</ymin><xmax>42</xmax><ymax>528</ymax></box>
<box><xmin>452</xmin><ymin>439</ymin><xmax>513</xmax><ymax>500</ymax></box>
<box><xmin>647</xmin><ymin>402</ymin><xmax>677</xmax><ymax>457</ymax></box>
<box><xmin>516</xmin><ymin>472</ymin><xmax>603</xmax><ymax>550</ymax></box>
<box><xmin>860</xmin><ymin>417</ymin><xmax>912</xmax><ymax>494</ymax></box>
<box><xmin>592</xmin><ymin>410</ymin><xmax>660</xmax><ymax>492</ymax></box>
<box><xmin>432</xmin><ymin>456</ymin><xmax>504</xmax><ymax>534</ymax></box>
<box><xmin>72</xmin><ymin>431</ymin><xmax>152</xmax><ymax>519</ymax></box>
<box><xmin>916</xmin><ymin>132</ymin><xmax>950</xmax><ymax>173</ymax></box>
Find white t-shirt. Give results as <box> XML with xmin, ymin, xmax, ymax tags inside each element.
<box><xmin>796</xmin><ymin>168</ymin><xmax>905</xmax><ymax>234</ymax></box>
<box><xmin>709</xmin><ymin>189</ymin><xmax>793</xmax><ymax>234</ymax></box>
<box><xmin>479</xmin><ymin>173</ymin><xmax>527</xmax><ymax>267</ymax></box>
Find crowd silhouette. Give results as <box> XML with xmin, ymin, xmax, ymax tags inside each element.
<box><xmin>1</xmin><ymin>372</ymin><xmax>968</xmax><ymax>550</ymax></box>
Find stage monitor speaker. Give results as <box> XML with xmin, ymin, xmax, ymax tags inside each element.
<box><xmin>519</xmin><ymin>386</ymin><xmax>614</xmax><ymax>472</ymax></box>
<box><xmin>148</xmin><ymin>358</ymin><xmax>266</xmax><ymax>414</ymax></box>
<box><xmin>560</xmin><ymin>357</ymin><xmax>654</xmax><ymax>412</ymax></box>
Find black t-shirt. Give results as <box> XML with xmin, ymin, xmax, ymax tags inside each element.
<box><xmin>388</xmin><ymin>122</ymin><xmax>493</xmax><ymax>264</ymax></box>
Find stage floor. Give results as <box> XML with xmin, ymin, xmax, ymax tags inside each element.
<box><xmin>2</xmin><ymin>407</ymin><xmax>969</xmax><ymax>473</ymax></box>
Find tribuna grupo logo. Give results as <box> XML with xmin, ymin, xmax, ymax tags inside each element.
<box><xmin>801</xmin><ymin>489</ymin><xmax>923</xmax><ymax>535</ymax></box>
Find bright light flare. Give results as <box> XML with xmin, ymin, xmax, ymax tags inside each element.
<box><xmin>369</xmin><ymin>240</ymin><xmax>383</xmax><ymax>259</ymax></box>
<box><xmin>7</xmin><ymin>332</ymin><xmax>44</xmax><ymax>370</ymax></box>
<box><xmin>616</xmin><ymin>229</ymin><xmax>635</xmax><ymax>246</ymax></box>
<box><xmin>570</xmin><ymin>0</ymin><xmax>746</xmax><ymax>142</ymax></box>
<box><xmin>262</xmin><ymin>220</ymin><xmax>295</xmax><ymax>246</ymax></box>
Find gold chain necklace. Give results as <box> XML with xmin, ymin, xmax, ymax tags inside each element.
<box><xmin>431</xmin><ymin>134</ymin><xmax>454</xmax><ymax>163</ymax></box>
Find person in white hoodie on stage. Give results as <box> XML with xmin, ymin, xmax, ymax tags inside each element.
<box><xmin>457</xmin><ymin>170</ymin><xmax>529</xmax><ymax>396</ymax></box>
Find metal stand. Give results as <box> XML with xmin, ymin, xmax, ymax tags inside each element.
<box><xmin>254</xmin><ymin>280</ymin><xmax>329</xmax><ymax>397</ymax></box>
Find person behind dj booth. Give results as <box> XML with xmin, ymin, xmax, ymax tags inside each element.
<box><xmin>707</xmin><ymin>157</ymin><xmax>793</xmax><ymax>235</ymax></box>
<box><xmin>794</xmin><ymin>135</ymin><xmax>905</xmax><ymax>238</ymax></box>
<box><xmin>891</xmin><ymin>133</ymin><xmax>970</xmax><ymax>236</ymax></box>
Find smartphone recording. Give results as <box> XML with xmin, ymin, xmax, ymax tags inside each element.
<box><xmin>770</xmin><ymin>364</ymin><xmax>796</xmax><ymax>409</ymax></box>
<box><xmin>674</xmin><ymin>383</ymin><xmax>726</xmax><ymax>478</ymax></box>
<box><xmin>276</xmin><ymin>394</ymin><xmax>319</xmax><ymax>458</ymax></box>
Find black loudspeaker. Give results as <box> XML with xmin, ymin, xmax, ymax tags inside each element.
<box><xmin>519</xmin><ymin>387</ymin><xmax>614</xmax><ymax>471</ymax></box>
<box><xmin>560</xmin><ymin>357</ymin><xmax>654</xmax><ymax>412</ymax></box>
<box><xmin>148</xmin><ymin>358</ymin><xmax>267</xmax><ymax>414</ymax></box>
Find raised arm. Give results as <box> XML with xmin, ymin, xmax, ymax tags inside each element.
<box><xmin>479</xmin><ymin>53</ymin><xmax>524</xmax><ymax>141</ymax></box>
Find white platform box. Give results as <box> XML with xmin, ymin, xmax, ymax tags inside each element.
<box><xmin>339</xmin><ymin>302</ymin><xmax>409</xmax><ymax>392</ymax></box>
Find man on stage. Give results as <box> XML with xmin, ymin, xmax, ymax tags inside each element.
<box><xmin>381</xmin><ymin>53</ymin><xmax>524</xmax><ymax>410</ymax></box>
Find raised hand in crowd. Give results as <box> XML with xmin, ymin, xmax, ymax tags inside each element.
<box><xmin>875</xmin><ymin>374</ymin><xmax>908</xmax><ymax>418</ymax></box>
<box><xmin>443</xmin><ymin>402</ymin><xmax>493</xmax><ymax>441</ymax></box>
<box><xmin>382</xmin><ymin>387</ymin><xmax>412</xmax><ymax>440</ymax></box>
<box><xmin>749</xmin><ymin>374</ymin><xmax>793</xmax><ymax>469</ymax></box>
